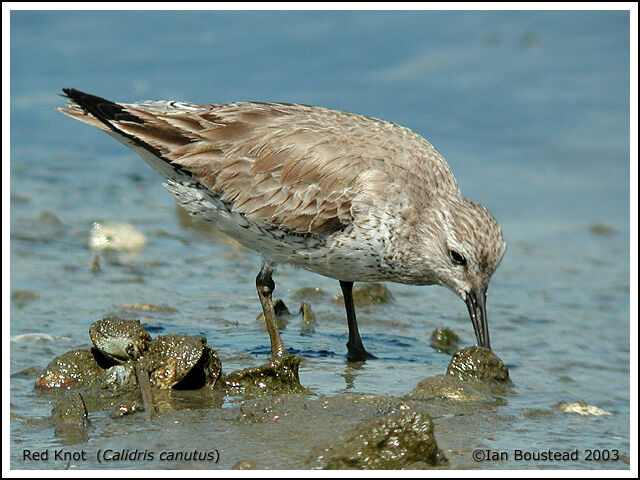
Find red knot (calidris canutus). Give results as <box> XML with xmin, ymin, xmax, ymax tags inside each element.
<box><xmin>59</xmin><ymin>88</ymin><xmax>505</xmax><ymax>362</ymax></box>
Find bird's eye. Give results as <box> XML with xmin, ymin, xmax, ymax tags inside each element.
<box><xmin>449</xmin><ymin>250</ymin><xmax>467</xmax><ymax>266</ymax></box>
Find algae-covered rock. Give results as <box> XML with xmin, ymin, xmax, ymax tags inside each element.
<box><xmin>332</xmin><ymin>283</ymin><xmax>393</xmax><ymax>307</ymax></box>
<box><xmin>35</xmin><ymin>333</ymin><xmax>221</xmax><ymax>392</ymax></box>
<box><xmin>446</xmin><ymin>346</ymin><xmax>510</xmax><ymax>383</ymax></box>
<box><xmin>35</xmin><ymin>349</ymin><xmax>104</xmax><ymax>389</ymax></box>
<box><xmin>143</xmin><ymin>335</ymin><xmax>222</xmax><ymax>390</ymax></box>
<box><xmin>430</xmin><ymin>327</ymin><xmax>460</xmax><ymax>354</ymax></box>
<box><xmin>222</xmin><ymin>355</ymin><xmax>309</xmax><ymax>395</ymax></box>
<box><xmin>51</xmin><ymin>392</ymin><xmax>89</xmax><ymax>444</ymax></box>
<box><xmin>312</xmin><ymin>409</ymin><xmax>447</xmax><ymax>469</ymax></box>
<box><xmin>89</xmin><ymin>316</ymin><xmax>151</xmax><ymax>364</ymax></box>
<box><xmin>35</xmin><ymin>347</ymin><xmax>141</xmax><ymax>392</ymax></box>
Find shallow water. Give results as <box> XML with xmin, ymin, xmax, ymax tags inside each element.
<box><xmin>10</xmin><ymin>10</ymin><xmax>630</xmax><ymax>470</ymax></box>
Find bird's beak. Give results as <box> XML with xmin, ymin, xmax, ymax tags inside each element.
<box><xmin>465</xmin><ymin>286</ymin><xmax>490</xmax><ymax>349</ymax></box>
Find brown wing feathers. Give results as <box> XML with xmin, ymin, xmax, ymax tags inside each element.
<box><xmin>60</xmin><ymin>88</ymin><xmax>351</xmax><ymax>234</ymax></box>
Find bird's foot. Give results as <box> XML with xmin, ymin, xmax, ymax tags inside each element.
<box><xmin>346</xmin><ymin>346</ymin><xmax>377</xmax><ymax>363</ymax></box>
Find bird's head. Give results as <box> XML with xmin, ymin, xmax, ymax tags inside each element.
<box><xmin>420</xmin><ymin>195</ymin><xmax>505</xmax><ymax>349</ymax></box>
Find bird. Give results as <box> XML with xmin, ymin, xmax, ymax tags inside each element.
<box><xmin>59</xmin><ymin>88</ymin><xmax>505</xmax><ymax>362</ymax></box>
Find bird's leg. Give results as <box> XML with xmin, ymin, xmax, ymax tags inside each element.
<box><xmin>340</xmin><ymin>280</ymin><xmax>376</xmax><ymax>362</ymax></box>
<box><xmin>256</xmin><ymin>262</ymin><xmax>287</xmax><ymax>358</ymax></box>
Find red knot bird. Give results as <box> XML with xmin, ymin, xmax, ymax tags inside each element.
<box><xmin>59</xmin><ymin>88</ymin><xmax>505</xmax><ymax>362</ymax></box>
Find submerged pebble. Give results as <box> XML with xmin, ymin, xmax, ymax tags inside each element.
<box><xmin>87</xmin><ymin>220</ymin><xmax>148</xmax><ymax>253</ymax></box>
<box><xmin>524</xmin><ymin>408</ymin><xmax>555</xmax><ymax>418</ymax></box>
<box><xmin>11</xmin><ymin>211</ymin><xmax>66</xmax><ymax>242</ymax></box>
<box><xmin>332</xmin><ymin>283</ymin><xmax>393</xmax><ymax>307</ymax></box>
<box><xmin>120</xmin><ymin>303</ymin><xmax>178</xmax><ymax>313</ymax></box>
<box><xmin>429</xmin><ymin>327</ymin><xmax>460</xmax><ymax>354</ymax></box>
<box><xmin>11</xmin><ymin>290</ymin><xmax>41</xmax><ymax>308</ymax></box>
<box><xmin>446</xmin><ymin>346</ymin><xmax>510</xmax><ymax>383</ymax></box>
<box><xmin>588</xmin><ymin>222</ymin><xmax>617</xmax><ymax>236</ymax></box>
<box><xmin>11</xmin><ymin>333</ymin><xmax>71</xmax><ymax>343</ymax></box>
<box><xmin>312</xmin><ymin>409</ymin><xmax>447</xmax><ymax>469</ymax></box>
<box><xmin>554</xmin><ymin>401</ymin><xmax>612</xmax><ymax>416</ymax></box>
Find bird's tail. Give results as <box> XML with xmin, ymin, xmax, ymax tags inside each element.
<box><xmin>57</xmin><ymin>88</ymin><xmax>187</xmax><ymax>181</ymax></box>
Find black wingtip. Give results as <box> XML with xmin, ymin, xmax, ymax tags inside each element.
<box><xmin>61</xmin><ymin>88</ymin><xmax>90</xmax><ymax>104</ymax></box>
<box><xmin>59</xmin><ymin>88</ymin><xmax>144</xmax><ymax>124</ymax></box>
<box><xmin>61</xmin><ymin>87</ymin><xmax>76</xmax><ymax>98</ymax></box>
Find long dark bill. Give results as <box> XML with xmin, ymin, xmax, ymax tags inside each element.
<box><xmin>465</xmin><ymin>286</ymin><xmax>490</xmax><ymax>350</ymax></box>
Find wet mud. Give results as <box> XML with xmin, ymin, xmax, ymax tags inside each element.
<box><xmin>30</xmin><ymin>315</ymin><xmax>517</xmax><ymax>469</ymax></box>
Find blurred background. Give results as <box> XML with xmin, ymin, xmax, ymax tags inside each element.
<box><xmin>11</xmin><ymin>10</ymin><xmax>630</xmax><ymax>225</ymax></box>
<box><xmin>10</xmin><ymin>10</ymin><xmax>631</xmax><ymax>469</ymax></box>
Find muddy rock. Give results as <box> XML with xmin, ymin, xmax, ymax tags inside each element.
<box><xmin>150</xmin><ymin>387</ymin><xmax>225</xmax><ymax>414</ymax></box>
<box><xmin>430</xmin><ymin>327</ymin><xmax>460</xmax><ymax>354</ymax></box>
<box><xmin>35</xmin><ymin>349</ymin><xmax>105</xmax><ymax>389</ymax></box>
<box><xmin>588</xmin><ymin>222</ymin><xmax>616</xmax><ymax>236</ymax></box>
<box><xmin>256</xmin><ymin>299</ymin><xmax>290</xmax><ymax>330</ymax></box>
<box><xmin>89</xmin><ymin>316</ymin><xmax>151</xmax><ymax>364</ymax></box>
<box><xmin>524</xmin><ymin>408</ymin><xmax>555</xmax><ymax>418</ymax></box>
<box><xmin>11</xmin><ymin>290</ymin><xmax>40</xmax><ymax>308</ymax></box>
<box><xmin>290</xmin><ymin>287</ymin><xmax>327</xmax><ymax>301</ymax></box>
<box><xmin>11</xmin><ymin>210</ymin><xmax>65</xmax><ymax>242</ymax></box>
<box><xmin>119</xmin><ymin>303</ymin><xmax>178</xmax><ymax>313</ymax></box>
<box><xmin>332</xmin><ymin>283</ymin><xmax>393</xmax><ymax>307</ymax></box>
<box><xmin>51</xmin><ymin>392</ymin><xmax>89</xmax><ymax>444</ymax></box>
<box><xmin>223</xmin><ymin>355</ymin><xmax>309</xmax><ymax>396</ymax></box>
<box><xmin>311</xmin><ymin>408</ymin><xmax>447</xmax><ymax>469</ymax></box>
<box><xmin>300</xmin><ymin>303</ymin><xmax>316</xmax><ymax>335</ymax></box>
<box><xmin>36</xmin><ymin>334</ymin><xmax>221</xmax><ymax>392</ymax></box>
<box><xmin>143</xmin><ymin>335</ymin><xmax>222</xmax><ymax>389</ymax></box>
<box><xmin>109</xmin><ymin>400</ymin><xmax>143</xmax><ymax>418</ymax></box>
<box><xmin>446</xmin><ymin>346</ymin><xmax>510</xmax><ymax>383</ymax></box>
<box><xmin>232</xmin><ymin>460</ymin><xmax>256</xmax><ymax>469</ymax></box>
<box><xmin>102</xmin><ymin>363</ymin><xmax>138</xmax><ymax>390</ymax></box>
<box><xmin>406</xmin><ymin>374</ymin><xmax>495</xmax><ymax>403</ymax></box>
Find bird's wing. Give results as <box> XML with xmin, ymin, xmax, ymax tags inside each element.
<box><xmin>59</xmin><ymin>88</ymin><xmax>458</xmax><ymax>234</ymax></box>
